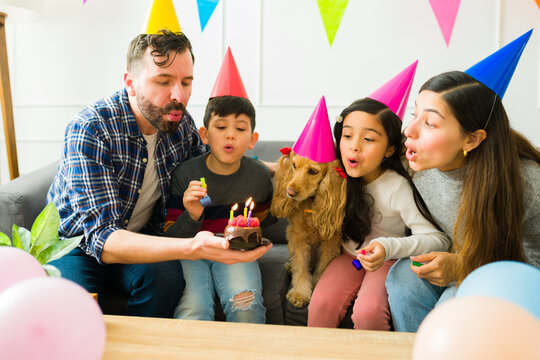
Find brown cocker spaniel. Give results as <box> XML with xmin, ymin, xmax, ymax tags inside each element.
<box><xmin>271</xmin><ymin>149</ymin><xmax>347</xmax><ymax>308</ymax></box>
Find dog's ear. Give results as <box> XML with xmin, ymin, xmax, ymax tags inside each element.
<box><xmin>311</xmin><ymin>160</ymin><xmax>347</xmax><ymax>239</ymax></box>
<box><xmin>271</xmin><ymin>152</ymin><xmax>295</xmax><ymax>218</ymax></box>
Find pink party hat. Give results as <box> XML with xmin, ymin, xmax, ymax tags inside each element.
<box><xmin>209</xmin><ymin>47</ymin><xmax>249</xmax><ymax>99</ymax></box>
<box><xmin>292</xmin><ymin>96</ymin><xmax>336</xmax><ymax>163</ymax></box>
<box><xmin>368</xmin><ymin>60</ymin><xmax>418</xmax><ymax>121</ymax></box>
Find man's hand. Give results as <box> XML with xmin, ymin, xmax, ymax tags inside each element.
<box><xmin>410</xmin><ymin>252</ymin><xmax>456</xmax><ymax>287</ymax></box>
<box><xmin>357</xmin><ymin>241</ymin><xmax>386</xmax><ymax>272</ymax></box>
<box><xmin>183</xmin><ymin>180</ymin><xmax>206</xmax><ymax>221</ymax></box>
<box><xmin>190</xmin><ymin>231</ymin><xmax>273</xmax><ymax>264</ymax></box>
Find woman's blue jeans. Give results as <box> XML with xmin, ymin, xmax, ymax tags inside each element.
<box><xmin>174</xmin><ymin>259</ymin><xmax>266</xmax><ymax>323</ymax></box>
<box><xmin>50</xmin><ymin>247</ymin><xmax>184</xmax><ymax>318</ymax></box>
<box><xmin>386</xmin><ymin>258</ymin><xmax>457</xmax><ymax>332</ymax></box>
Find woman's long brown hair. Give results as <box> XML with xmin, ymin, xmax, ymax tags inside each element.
<box><xmin>420</xmin><ymin>71</ymin><xmax>540</xmax><ymax>284</ymax></box>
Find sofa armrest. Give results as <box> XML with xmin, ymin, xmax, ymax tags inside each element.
<box><xmin>0</xmin><ymin>162</ymin><xmax>59</xmax><ymax>237</ymax></box>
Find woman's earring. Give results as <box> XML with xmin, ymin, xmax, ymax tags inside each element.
<box><xmin>463</xmin><ymin>150</ymin><xmax>468</xmax><ymax>157</ymax></box>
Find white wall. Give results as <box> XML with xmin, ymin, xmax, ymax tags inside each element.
<box><xmin>0</xmin><ymin>0</ymin><xmax>539</xmax><ymax>184</ymax></box>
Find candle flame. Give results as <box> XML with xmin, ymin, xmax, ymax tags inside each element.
<box><xmin>245</xmin><ymin>197</ymin><xmax>253</xmax><ymax>206</ymax></box>
<box><xmin>232</xmin><ymin>203</ymin><xmax>238</xmax><ymax>211</ymax></box>
<box><xmin>250</xmin><ymin>202</ymin><xmax>254</xmax><ymax>210</ymax></box>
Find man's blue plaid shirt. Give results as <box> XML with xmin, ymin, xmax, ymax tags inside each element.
<box><xmin>47</xmin><ymin>89</ymin><xmax>208</xmax><ymax>262</ymax></box>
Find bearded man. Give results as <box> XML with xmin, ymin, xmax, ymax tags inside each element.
<box><xmin>47</xmin><ymin>30</ymin><xmax>271</xmax><ymax>318</ymax></box>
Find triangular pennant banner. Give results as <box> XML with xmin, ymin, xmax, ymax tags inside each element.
<box><xmin>197</xmin><ymin>0</ymin><xmax>219</xmax><ymax>32</ymax></box>
<box><xmin>428</xmin><ymin>0</ymin><xmax>461</xmax><ymax>46</ymax></box>
<box><xmin>317</xmin><ymin>0</ymin><xmax>349</xmax><ymax>46</ymax></box>
<box><xmin>536</xmin><ymin>0</ymin><xmax>540</xmax><ymax>9</ymax></box>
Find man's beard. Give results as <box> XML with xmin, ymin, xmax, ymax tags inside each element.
<box><xmin>136</xmin><ymin>94</ymin><xmax>185</xmax><ymax>134</ymax></box>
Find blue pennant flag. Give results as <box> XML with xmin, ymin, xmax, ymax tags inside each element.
<box><xmin>197</xmin><ymin>0</ymin><xmax>219</xmax><ymax>32</ymax></box>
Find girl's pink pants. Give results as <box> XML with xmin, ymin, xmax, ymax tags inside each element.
<box><xmin>308</xmin><ymin>253</ymin><xmax>395</xmax><ymax>330</ymax></box>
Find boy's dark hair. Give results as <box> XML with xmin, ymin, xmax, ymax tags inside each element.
<box><xmin>127</xmin><ymin>30</ymin><xmax>194</xmax><ymax>72</ymax></box>
<box><xmin>203</xmin><ymin>96</ymin><xmax>256</xmax><ymax>131</ymax></box>
<box><xmin>334</xmin><ymin>97</ymin><xmax>442</xmax><ymax>246</ymax></box>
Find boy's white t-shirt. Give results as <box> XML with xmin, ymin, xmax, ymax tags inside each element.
<box><xmin>342</xmin><ymin>170</ymin><xmax>450</xmax><ymax>260</ymax></box>
<box><xmin>127</xmin><ymin>132</ymin><xmax>161</xmax><ymax>232</ymax></box>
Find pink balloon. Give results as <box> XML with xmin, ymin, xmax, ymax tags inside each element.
<box><xmin>0</xmin><ymin>277</ymin><xmax>106</xmax><ymax>360</ymax></box>
<box><xmin>413</xmin><ymin>296</ymin><xmax>540</xmax><ymax>360</ymax></box>
<box><xmin>0</xmin><ymin>246</ymin><xmax>46</xmax><ymax>292</ymax></box>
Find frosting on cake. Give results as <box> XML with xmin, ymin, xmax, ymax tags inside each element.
<box><xmin>225</xmin><ymin>215</ymin><xmax>263</xmax><ymax>250</ymax></box>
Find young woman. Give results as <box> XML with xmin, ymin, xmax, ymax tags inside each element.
<box><xmin>386</xmin><ymin>71</ymin><xmax>540</xmax><ymax>332</ymax></box>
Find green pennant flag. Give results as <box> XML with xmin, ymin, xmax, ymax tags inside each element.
<box><xmin>317</xmin><ymin>0</ymin><xmax>349</xmax><ymax>46</ymax></box>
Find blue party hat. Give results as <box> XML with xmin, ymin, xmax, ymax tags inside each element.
<box><xmin>465</xmin><ymin>29</ymin><xmax>532</xmax><ymax>99</ymax></box>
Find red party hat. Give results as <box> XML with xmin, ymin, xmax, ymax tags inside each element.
<box><xmin>209</xmin><ymin>47</ymin><xmax>249</xmax><ymax>99</ymax></box>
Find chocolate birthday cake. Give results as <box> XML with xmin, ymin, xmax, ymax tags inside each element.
<box><xmin>224</xmin><ymin>215</ymin><xmax>268</xmax><ymax>250</ymax></box>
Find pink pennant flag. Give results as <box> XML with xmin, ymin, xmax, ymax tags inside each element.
<box><xmin>428</xmin><ymin>0</ymin><xmax>461</xmax><ymax>46</ymax></box>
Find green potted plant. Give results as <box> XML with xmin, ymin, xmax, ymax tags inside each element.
<box><xmin>0</xmin><ymin>203</ymin><xmax>82</xmax><ymax>276</ymax></box>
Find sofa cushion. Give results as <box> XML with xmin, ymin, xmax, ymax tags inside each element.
<box><xmin>259</xmin><ymin>244</ymin><xmax>290</xmax><ymax>324</ymax></box>
<box><xmin>0</xmin><ymin>162</ymin><xmax>59</xmax><ymax>237</ymax></box>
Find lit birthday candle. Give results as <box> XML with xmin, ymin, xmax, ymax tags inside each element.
<box><xmin>230</xmin><ymin>203</ymin><xmax>238</xmax><ymax>220</ymax></box>
<box><xmin>247</xmin><ymin>201</ymin><xmax>255</xmax><ymax>227</ymax></box>
<box><xmin>244</xmin><ymin>197</ymin><xmax>252</xmax><ymax>219</ymax></box>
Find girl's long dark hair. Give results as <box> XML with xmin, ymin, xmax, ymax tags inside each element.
<box><xmin>420</xmin><ymin>71</ymin><xmax>539</xmax><ymax>283</ymax></box>
<box><xmin>334</xmin><ymin>98</ymin><xmax>442</xmax><ymax>246</ymax></box>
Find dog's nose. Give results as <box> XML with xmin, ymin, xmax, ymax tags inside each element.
<box><xmin>286</xmin><ymin>187</ymin><xmax>297</xmax><ymax>198</ymax></box>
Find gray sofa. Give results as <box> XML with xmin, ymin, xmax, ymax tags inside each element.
<box><xmin>0</xmin><ymin>140</ymin><xmax>353</xmax><ymax>327</ymax></box>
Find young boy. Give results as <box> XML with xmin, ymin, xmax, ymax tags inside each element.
<box><xmin>164</xmin><ymin>48</ymin><xmax>273</xmax><ymax>323</ymax></box>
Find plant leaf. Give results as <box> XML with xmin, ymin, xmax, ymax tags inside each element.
<box><xmin>29</xmin><ymin>203</ymin><xmax>60</xmax><ymax>257</ymax></box>
<box><xmin>43</xmin><ymin>264</ymin><xmax>61</xmax><ymax>277</ymax></box>
<box><xmin>12</xmin><ymin>224</ymin><xmax>31</xmax><ymax>252</ymax></box>
<box><xmin>37</xmin><ymin>235</ymin><xmax>82</xmax><ymax>265</ymax></box>
<box><xmin>35</xmin><ymin>232</ymin><xmax>58</xmax><ymax>264</ymax></box>
<box><xmin>0</xmin><ymin>231</ymin><xmax>11</xmax><ymax>246</ymax></box>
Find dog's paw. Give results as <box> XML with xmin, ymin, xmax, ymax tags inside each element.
<box><xmin>286</xmin><ymin>288</ymin><xmax>311</xmax><ymax>308</ymax></box>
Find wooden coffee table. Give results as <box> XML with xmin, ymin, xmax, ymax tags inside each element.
<box><xmin>103</xmin><ymin>315</ymin><xmax>416</xmax><ymax>359</ymax></box>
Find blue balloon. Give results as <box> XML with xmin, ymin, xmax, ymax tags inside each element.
<box><xmin>456</xmin><ymin>261</ymin><xmax>540</xmax><ymax>321</ymax></box>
